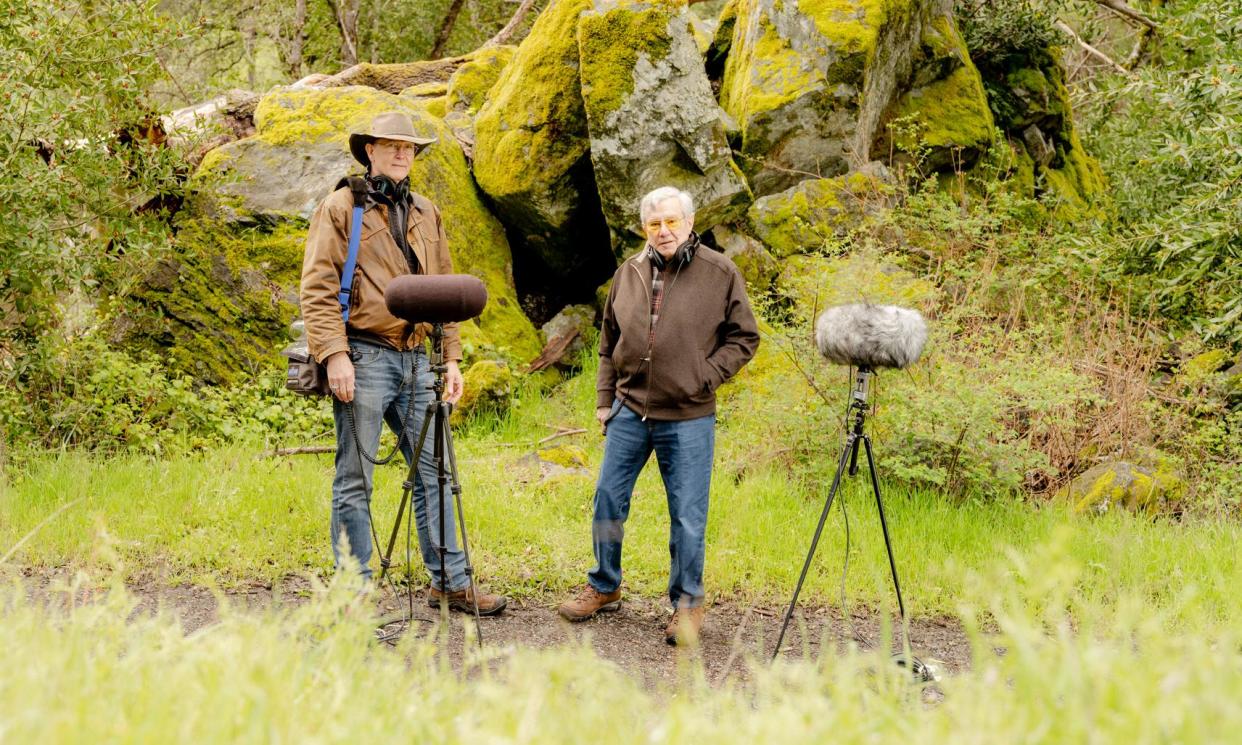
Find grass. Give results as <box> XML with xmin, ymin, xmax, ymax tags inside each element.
<box><xmin>2</xmin><ymin>551</ymin><xmax>1239</xmax><ymax>743</ymax></box>
<box><xmin>3</xmin><ymin>358</ymin><xmax>1240</xmax><ymax>630</ymax></box>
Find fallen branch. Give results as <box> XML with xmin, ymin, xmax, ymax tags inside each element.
<box><xmin>1056</xmin><ymin>20</ymin><xmax>1130</xmax><ymax>76</ymax></box>
<box><xmin>537</xmin><ymin>428</ymin><xmax>588</xmax><ymax>445</ymax></box>
<box><xmin>268</xmin><ymin>445</ymin><xmax>336</xmax><ymax>457</ymax></box>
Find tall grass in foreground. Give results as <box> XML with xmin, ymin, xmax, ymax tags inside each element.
<box><xmin>3</xmin><ymin>446</ymin><xmax>1241</xmax><ymax>628</ymax></box>
<box><xmin>3</xmin><ymin>550</ymin><xmax>1239</xmax><ymax>743</ymax></box>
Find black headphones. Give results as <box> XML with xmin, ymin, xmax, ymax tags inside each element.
<box><xmin>367</xmin><ymin>174</ymin><xmax>410</xmax><ymax>204</ymax></box>
<box><xmin>649</xmin><ymin>234</ymin><xmax>698</xmax><ymax>270</ymax></box>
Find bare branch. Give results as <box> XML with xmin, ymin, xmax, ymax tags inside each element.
<box><xmin>484</xmin><ymin>0</ymin><xmax>539</xmax><ymax>48</ymax></box>
<box><xmin>1091</xmin><ymin>0</ymin><xmax>1158</xmax><ymax>30</ymax></box>
<box><xmin>1055</xmin><ymin>20</ymin><xmax>1130</xmax><ymax>76</ymax></box>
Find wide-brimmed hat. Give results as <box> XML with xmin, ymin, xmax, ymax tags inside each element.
<box><xmin>348</xmin><ymin>112</ymin><xmax>436</xmax><ymax>168</ymax></box>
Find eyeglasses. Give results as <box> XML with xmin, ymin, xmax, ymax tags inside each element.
<box><xmin>374</xmin><ymin>141</ymin><xmax>420</xmax><ymax>155</ymax></box>
<box><xmin>643</xmin><ymin>217</ymin><xmax>685</xmax><ymax>234</ymax></box>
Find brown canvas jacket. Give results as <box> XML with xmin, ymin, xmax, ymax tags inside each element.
<box><xmin>597</xmin><ymin>245</ymin><xmax>759</xmax><ymax>420</ymax></box>
<box><xmin>300</xmin><ymin>185</ymin><xmax>462</xmax><ymax>363</ymax></box>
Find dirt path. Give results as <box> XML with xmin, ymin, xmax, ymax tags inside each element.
<box><xmin>19</xmin><ymin>568</ymin><xmax>971</xmax><ymax>688</ymax></box>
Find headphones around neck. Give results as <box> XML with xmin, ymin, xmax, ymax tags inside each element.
<box><xmin>649</xmin><ymin>234</ymin><xmax>697</xmax><ymax>270</ymax></box>
<box><xmin>368</xmin><ymin>174</ymin><xmax>410</xmax><ymax>204</ymax></box>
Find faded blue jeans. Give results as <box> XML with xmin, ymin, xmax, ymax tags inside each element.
<box><xmin>331</xmin><ymin>338</ymin><xmax>468</xmax><ymax>589</ymax></box>
<box><xmin>588</xmin><ymin>401</ymin><xmax>716</xmax><ymax>609</ymax></box>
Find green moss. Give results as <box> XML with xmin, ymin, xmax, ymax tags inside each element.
<box><xmin>775</xmin><ymin>253</ymin><xmax>937</xmax><ymax>321</ymax></box>
<box><xmin>402</xmin><ymin>81</ymin><xmax>448</xmax><ymax>98</ymax></box>
<box><xmin>455</xmin><ymin>360</ymin><xmax>514</xmax><ymax>420</ymax></box>
<box><xmin>578</xmin><ymin>2</ymin><xmax>676</xmax><ymax>117</ymax></box>
<box><xmin>1182</xmin><ymin>349</ymin><xmax>1233</xmax><ymax>380</ymax></box>
<box><xmin>1041</xmin><ymin>127</ymin><xmax>1107</xmax><ymax>220</ymax></box>
<box><xmin>748</xmin><ymin>173</ymin><xmax>890</xmax><ymax>257</ymax></box>
<box><xmin>444</xmin><ymin>45</ymin><xmax>516</xmax><ymax>117</ymax></box>
<box><xmin>891</xmin><ymin>63</ymin><xmax>994</xmax><ymax>150</ymax></box>
<box><xmin>254</xmin><ymin>86</ymin><xmax>440</xmax><ymax>147</ymax></box>
<box><xmin>119</xmin><ymin>219</ymin><xmax>299</xmax><ymax>385</ymax></box>
<box><xmin>473</xmin><ymin>0</ymin><xmax>594</xmax><ymax>204</ymax></box>
<box><xmin>801</xmin><ymin>0</ymin><xmax>899</xmax><ymax>62</ymax></box>
<box><xmin>537</xmin><ymin>443</ymin><xmax>588</xmax><ymax>469</ymax></box>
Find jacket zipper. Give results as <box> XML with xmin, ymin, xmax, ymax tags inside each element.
<box><xmin>629</xmin><ymin>256</ymin><xmax>684</xmax><ymax>422</ymax></box>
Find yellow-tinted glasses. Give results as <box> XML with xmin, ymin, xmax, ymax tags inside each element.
<box><xmin>643</xmin><ymin>216</ymin><xmax>685</xmax><ymax>235</ymax></box>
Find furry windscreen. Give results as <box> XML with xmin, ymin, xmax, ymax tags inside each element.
<box><xmin>814</xmin><ymin>304</ymin><xmax>928</xmax><ymax>369</ymax></box>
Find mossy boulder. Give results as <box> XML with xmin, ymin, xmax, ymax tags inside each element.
<box><xmin>971</xmin><ymin>47</ymin><xmax>1105</xmax><ymax>217</ymax></box>
<box><xmin>455</xmin><ymin>359</ymin><xmax>515</xmax><ymax>421</ymax></box>
<box><xmin>874</xmin><ymin>13</ymin><xmax>994</xmax><ymax>170</ymax></box>
<box><xmin>720</xmin><ymin>0</ymin><xmax>955</xmax><ymax>197</ymax></box>
<box><xmin>711</xmin><ymin>224</ymin><xmax>780</xmax><ymax>290</ymax></box>
<box><xmin>473</xmin><ymin>0</ymin><xmax>614</xmax><ymax>285</ymax></box>
<box><xmin>748</xmin><ymin>165</ymin><xmax>894</xmax><ymax>258</ymax></box>
<box><xmin>539</xmin><ymin>303</ymin><xmax>597</xmax><ymax>370</ymax></box>
<box><xmin>172</xmin><ymin>86</ymin><xmax>539</xmax><ymax>381</ymax></box>
<box><xmin>578</xmin><ymin>0</ymin><xmax>749</xmax><ymax>245</ymax></box>
<box><xmin>775</xmin><ymin>252</ymin><xmax>937</xmax><ymax>323</ymax></box>
<box><xmin>1062</xmin><ymin>457</ymin><xmax>1186</xmax><ymax>515</ymax></box>
<box><xmin>110</xmin><ymin>219</ymin><xmax>304</xmax><ymax>385</ymax></box>
<box><xmin>444</xmin><ymin>45</ymin><xmax>517</xmax><ymax>119</ymax></box>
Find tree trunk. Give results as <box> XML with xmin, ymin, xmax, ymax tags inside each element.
<box><xmin>327</xmin><ymin>0</ymin><xmax>361</xmax><ymax>67</ymax></box>
<box><xmin>429</xmin><ymin>0</ymin><xmax>467</xmax><ymax>59</ymax></box>
<box><xmin>287</xmin><ymin>0</ymin><xmax>307</xmax><ymax>79</ymax></box>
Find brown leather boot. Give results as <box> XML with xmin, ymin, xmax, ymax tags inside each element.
<box><xmin>664</xmin><ymin>606</ymin><xmax>705</xmax><ymax>646</ymax></box>
<box><xmin>427</xmin><ymin>585</ymin><xmax>507</xmax><ymax>616</ymax></box>
<box><xmin>558</xmin><ymin>584</ymin><xmax>622</xmax><ymax>621</ymax></box>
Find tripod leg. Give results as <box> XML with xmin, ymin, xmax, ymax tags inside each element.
<box><xmin>434</xmin><ymin>401</ymin><xmax>450</xmax><ymax>612</ymax></box>
<box><xmin>861</xmin><ymin>435</ymin><xmax>906</xmax><ymax>623</ymax></box>
<box><xmin>379</xmin><ymin>402</ymin><xmax>437</xmax><ymax>583</ymax></box>
<box><xmin>440</xmin><ymin>404</ymin><xmax>485</xmax><ymax>644</ymax></box>
<box><xmin>773</xmin><ymin>436</ymin><xmax>855</xmax><ymax>661</ymax></box>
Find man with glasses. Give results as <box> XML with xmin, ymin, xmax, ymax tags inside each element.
<box><xmin>558</xmin><ymin>186</ymin><xmax>759</xmax><ymax>644</ymax></box>
<box><xmin>300</xmin><ymin>111</ymin><xmax>506</xmax><ymax>614</ymax></box>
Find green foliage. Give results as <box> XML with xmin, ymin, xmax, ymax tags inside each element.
<box><xmin>0</xmin><ymin>333</ymin><xmax>331</xmax><ymax>456</ymax></box>
<box><xmin>0</xmin><ymin>0</ymin><xmax>189</xmax><ymax>347</ymax></box>
<box><xmin>1079</xmin><ymin>2</ymin><xmax>1242</xmax><ymax>344</ymax></box>
<box><xmin>954</xmin><ymin>0</ymin><xmax>1065</xmax><ymax>71</ymax></box>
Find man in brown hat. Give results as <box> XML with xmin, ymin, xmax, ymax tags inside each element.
<box><xmin>300</xmin><ymin>111</ymin><xmax>507</xmax><ymax>614</ymax></box>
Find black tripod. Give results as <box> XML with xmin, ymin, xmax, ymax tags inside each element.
<box><xmin>376</xmin><ymin>323</ymin><xmax>484</xmax><ymax>643</ymax></box>
<box><xmin>773</xmin><ymin>366</ymin><xmax>906</xmax><ymax>660</ymax></box>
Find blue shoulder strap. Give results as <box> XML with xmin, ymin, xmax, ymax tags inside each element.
<box><xmin>338</xmin><ymin>178</ymin><xmax>367</xmax><ymax>323</ymax></box>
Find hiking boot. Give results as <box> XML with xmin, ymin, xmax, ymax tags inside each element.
<box><xmin>558</xmin><ymin>584</ymin><xmax>622</xmax><ymax>621</ymax></box>
<box><xmin>428</xmin><ymin>585</ymin><xmax>508</xmax><ymax>616</ymax></box>
<box><xmin>664</xmin><ymin>606</ymin><xmax>705</xmax><ymax>646</ymax></box>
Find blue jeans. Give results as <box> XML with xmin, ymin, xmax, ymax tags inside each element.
<box><xmin>588</xmin><ymin>402</ymin><xmax>716</xmax><ymax>609</ymax></box>
<box><xmin>331</xmin><ymin>339</ymin><xmax>469</xmax><ymax>589</ymax></box>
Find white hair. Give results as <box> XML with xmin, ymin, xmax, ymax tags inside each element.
<box><xmin>639</xmin><ymin>187</ymin><xmax>694</xmax><ymax>222</ymax></box>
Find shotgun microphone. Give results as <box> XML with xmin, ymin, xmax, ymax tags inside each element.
<box><xmin>384</xmin><ymin>274</ymin><xmax>488</xmax><ymax>324</ymax></box>
<box><xmin>814</xmin><ymin>304</ymin><xmax>928</xmax><ymax>370</ymax></box>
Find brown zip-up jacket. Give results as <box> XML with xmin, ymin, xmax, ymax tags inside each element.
<box><xmin>300</xmin><ymin>185</ymin><xmax>462</xmax><ymax>364</ymax></box>
<box><xmin>597</xmin><ymin>244</ymin><xmax>759</xmax><ymax>420</ymax></box>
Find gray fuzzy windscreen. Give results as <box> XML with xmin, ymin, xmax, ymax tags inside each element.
<box><xmin>814</xmin><ymin>304</ymin><xmax>928</xmax><ymax>369</ymax></box>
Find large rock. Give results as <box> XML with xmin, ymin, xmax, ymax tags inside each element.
<box><xmin>971</xmin><ymin>47</ymin><xmax>1105</xmax><ymax>217</ymax></box>
<box><xmin>872</xmin><ymin>13</ymin><xmax>995</xmax><ymax>170</ymax></box>
<box><xmin>720</xmin><ymin>0</ymin><xmax>965</xmax><ymax>197</ymax></box>
<box><xmin>577</xmin><ymin>0</ymin><xmax>749</xmax><ymax>246</ymax></box>
<box><xmin>1062</xmin><ymin>457</ymin><xmax>1186</xmax><ymax>515</ymax></box>
<box><xmin>747</xmin><ymin>164</ymin><xmax>895</xmax><ymax>258</ymax></box>
<box><xmin>473</xmin><ymin>0</ymin><xmax>614</xmax><ymax>286</ymax></box>
<box><xmin>155</xmin><ymin>86</ymin><xmax>540</xmax><ymax>382</ymax></box>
